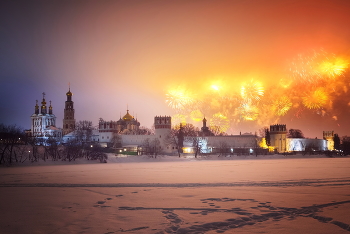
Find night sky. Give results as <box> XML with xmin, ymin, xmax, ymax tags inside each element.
<box><xmin>1</xmin><ymin>0</ymin><xmax>350</xmax><ymax>138</ymax></box>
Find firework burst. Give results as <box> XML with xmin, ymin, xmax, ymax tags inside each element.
<box><xmin>171</xmin><ymin>114</ymin><xmax>187</xmax><ymax>126</ymax></box>
<box><xmin>166</xmin><ymin>87</ymin><xmax>194</xmax><ymax>110</ymax></box>
<box><xmin>209</xmin><ymin>113</ymin><xmax>230</xmax><ymax>133</ymax></box>
<box><xmin>302</xmin><ymin>88</ymin><xmax>329</xmax><ymax>109</ymax></box>
<box><xmin>238</xmin><ymin>103</ymin><xmax>259</xmax><ymax>121</ymax></box>
<box><xmin>241</xmin><ymin>80</ymin><xmax>264</xmax><ymax>102</ymax></box>
<box><xmin>289</xmin><ymin>49</ymin><xmax>349</xmax><ymax>83</ymax></box>
<box><xmin>319</xmin><ymin>57</ymin><xmax>349</xmax><ymax>78</ymax></box>
<box><xmin>272</xmin><ymin>96</ymin><xmax>292</xmax><ymax>116</ymax></box>
<box><xmin>190</xmin><ymin>110</ymin><xmax>203</xmax><ymax>122</ymax></box>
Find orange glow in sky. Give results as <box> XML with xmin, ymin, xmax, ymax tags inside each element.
<box><xmin>1</xmin><ymin>0</ymin><xmax>350</xmax><ymax>138</ymax></box>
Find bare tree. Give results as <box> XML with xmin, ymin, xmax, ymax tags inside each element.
<box><xmin>218</xmin><ymin>141</ymin><xmax>229</xmax><ymax>157</ymax></box>
<box><xmin>164</xmin><ymin>128</ymin><xmax>183</xmax><ymax>157</ymax></box>
<box><xmin>288</xmin><ymin>129</ymin><xmax>304</xmax><ymax>138</ymax></box>
<box><xmin>63</xmin><ymin>139</ymin><xmax>82</xmax><ymax>161</ymax></box>
<box><xmin>138</xmin><ymin>126</ymin><xmax>153</xmax><ymax>135</ymax></box>
<box><xmin>334</xmin><ymin>134</ymin><xmax>340</xmax><ymax>150</ymax></box>
<box><xmin>74</xmin><ymin>120</ymin><xmax>94</xmax><ymax>142</ymax></box>
<box><xmin>141</xmin><ymin>138</ymin><xmax>151</xmax><ymax>156</ymax></box>
<box><xmin>110</xmin><ymin>134</ymin><xmax>122</xmax><ymax>148</ymax></box>
<box><xmin>184</xmin><ymin>136</ymin><xmax>202</xmax><ymax>158</ymax></box>
<box><xmin>209</xmin><ymin>126</ymin><xmax>222</xmax><ymax>136</ymax></box>
<box><xmin>86</xmin><ymin>143</ymin><xmax>107</xmax><ymax>162</ymax></box>
<box><xmin>164</xmin><ymin>123</ymin><xmax>199</xmax><ymax>157</ymax></box>
<box><xmin>150</xmin><ymin>138</ymin><xmax>161</xmax><ymax>158</ymax></box>
<box><xmin>43</xmin><ymin>136</ymin><xmax>62</xmax><ymax>161</ymax></box>
<box><xmin>0</xmin><ymin>124</ymin><xmax>25</xmax><ymax>165</ymax></box>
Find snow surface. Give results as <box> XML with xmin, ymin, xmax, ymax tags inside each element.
<box><xmin>1</xmin><ymin>155</ymin><xmax>350</xmax><ymax>233</ymax></box>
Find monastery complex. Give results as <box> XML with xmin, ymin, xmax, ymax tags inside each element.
<box><xmin>29</xmin><ymin>88</ymin><xmax>335</xmax><ymax>155</ymax></box>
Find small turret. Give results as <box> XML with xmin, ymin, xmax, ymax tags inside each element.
<box><xmin>41</xmin><ymin>92</ymin><xmax>47</xmax><ymax>115</ymax></box>
<box><xmin>35</xmin><ymin>100</ymin><xmax>39</xmax><ymax>114</ymax></box>
<box><xmin>66</xmin><ymin>86</ymin><xmax>73</xmax><ymax>102</ymax></box>
<box><xmin>49</xmin><ymin>101</ymin><xmax>53</xmax><ymax>115</ymax></box>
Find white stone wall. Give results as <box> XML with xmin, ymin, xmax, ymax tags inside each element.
<box><xmin>287</xmin><ymin>138</ymin><xmax>327</xmax><ymax>151</ymax></box>
<box><xmin>99</xmin><ymin>132</ymin><xmax>113</xmax><ymax>143</ymax></box>
<box><xmin>121</xmin><ymin>135</ymin><xmax>156</xmax><ymax>146</ymax></box>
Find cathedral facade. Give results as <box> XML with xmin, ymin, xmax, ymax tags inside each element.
<box><xmin>30</xmin><ymin>93</ymin><xmax>62</xmax><ymax>139</ymax></box>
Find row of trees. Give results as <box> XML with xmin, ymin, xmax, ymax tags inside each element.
<box><xmin>0</xmin><ymin>123</ymin><xmax>108</xmax><ymax>166</ymax></box>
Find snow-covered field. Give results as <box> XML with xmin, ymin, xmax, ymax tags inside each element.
<box><xmin>1</xmin><ymin>155</ymin><xmax>350</xmax><ymax>233</ymax></box>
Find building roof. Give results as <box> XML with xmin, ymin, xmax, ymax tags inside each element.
<box><xmin>122</xmin><ymin>110</ymin><xmax>134</xmax><ymax>121</ymax></box>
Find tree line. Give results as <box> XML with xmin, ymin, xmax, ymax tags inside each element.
<box><xmin>0</xmin><ymin>122</ymin><xmax>108</xmax><ymax>166</ymax></box>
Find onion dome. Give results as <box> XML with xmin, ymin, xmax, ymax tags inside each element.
<box><xmin>66</xmin><ymin>89</ymin><xmax>72</xmax><ymax>96</ymax></box>
<box><xmin>122</xmin><ymin>110</ymin><xmax>133</xmax><ymax>121</ymax></box>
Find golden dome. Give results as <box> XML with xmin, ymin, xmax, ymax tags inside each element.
<box><xmin>122</xmin><ymin>110</ymin><xmax>133</xmax><ymax>121</ymax></box>
<box><xmin>66</xmin><ymin>90</ymin><xmax>72</xmax><ymax>96</ymax></box>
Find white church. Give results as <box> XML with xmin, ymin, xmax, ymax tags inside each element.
<box><xmin>30</xmin><ymin>92</ymin><xmax>62</xmax><ymax>140</ymax></box>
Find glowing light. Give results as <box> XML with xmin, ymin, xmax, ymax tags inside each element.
<box><xmin>289</xmin><ymin>50</ymin><xmax>323</xmax><ymax>83</ymax></box>
<box><xmin>259</xmin><ymin>138</ymin><xmax>268</xmax><ymax>149</ymax></box>
<box><xmin>162</xmin><ymin>49</ymin><xmax>349</xmax><ymax>131</ymax></box>
<box><xmin>289</xmin><ymin>49</ymin><xmax>349</xmax><ymax>83</ymax></box>
<box><xmin>166</xmin><ymin>87</ymin><xmax>194</xmax><ymax>110</ymax></box>
<box><xmin>190</xmin><ymin>110</ymin><xmax>203</xmax><ymax>122</ymax></box>
<box><xmin>279</xmin><ymin>78</ymin><xmax>292</xmax><ymax>89</ymax></box>
<box><xmin>302</xmin><ymin>88</ymin><xmax>328</xmax><ymax>109</ymax></box>
<box><xmin>239</xmin><ymin>103</ymin><xmax>259</xmax><ymax>121</ymax></box>
<box><xmin>272</xmin><ymin>96</ymin><xmax>292</xmax><ymax>116</ymax></box>
<box><xmin>241</xmin><ymin>80</ymin><xmax>264</xmax><ymax>102</ymax></box>
<box><xmin>211</xmin><ymin>85</ymin><xmax>220</xmax><ymax>91</ymax></box>
<box><xmin>319</xmin><ymin>57</ymin><xmax>349</xmax><ymax>78</ymax></box>
<box><xmin>209</xmin><ymin>113</ymin><xmax>230</xmax><ymax>133</ymax></box>
<box><xmin>171</xmin><ymin>114</ymin><xmax>187</xmax><ymax>126</ymax></box>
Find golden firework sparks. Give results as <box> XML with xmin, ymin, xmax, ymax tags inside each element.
<box><xmin>209</xmin><ymin>113</ymin><xmax>230</xmax><ymax>133</ymax></box>
<box><xmin>241</xmin><ymin>80</ymin><xmax>264</xmax><ymax>102</ymax></box>
<box><xmin>171</xmin><ymin>114</ymin><xmax>187</xmax><ymax>126</ymax></box>
<box><xmin>166</xmin><ymin>87</ymin><xmax>194</xmax><ymax>110</ymax></box>
<box><xmin>239</xmin><ymin>103</ymin><xmax>259</xmax><ymax>121</ymax></box>
<box><xmin>319</xmin><ymin>57</ymin><xmax>349</xmax><ymax>78</ymax></box>
<box><xmin>190</xmin><ymin>110</ymin><xmax>203</xmax><ymax>122</ymax></box>
<box><xmin>272</xmin><ymin>96</ymin><xmax>292</xmax><ymax>116</ymax></box>
<box><xmin>302</xmin><ymin>88</ymin><xmax>328</xmax><ymax>109</ymax></box>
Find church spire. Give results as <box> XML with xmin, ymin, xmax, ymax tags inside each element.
<box><xmin>66</xmin><ymin>84</ymin><xmax>73</xmax><ymax>102</ymax></box>
<box><xmin>49</xmin><ymin>100</ymin><xmax>53</xmax><ymax>114</ymax></box>
<box><xmin>35</xmin><ymin>100</ymin><xmax>39</xmax><ymax>114</ymax></box>
<box><xmin>41</xmin><ymin>92</ymin><xmax>47</xmax><ymax>115</ymax></box>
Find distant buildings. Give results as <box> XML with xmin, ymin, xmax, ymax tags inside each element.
<box><xmin>269</xmin><ymin>124</ymin><xmax>329</xmax><ymax>152</ymax></box>
<box><xmin>30</xmin><ymin>88</ymin><xmax>335</xmax><ymax>154</ymax></box>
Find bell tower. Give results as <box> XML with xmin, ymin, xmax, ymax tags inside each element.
<box><xmin>63</xmin><ymin>86</ymin><xmax>75</xmax><ymax>135</ymax></box>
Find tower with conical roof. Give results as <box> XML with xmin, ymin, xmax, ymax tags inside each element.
<box><xmin>63</xmin><ymin>86</ymin><xmax>75</xmax><ymax>135</ymax></box>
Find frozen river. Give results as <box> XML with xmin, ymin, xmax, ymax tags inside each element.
<box><xmin>0</xmin><ymin>157</ymin><xmax>350</xmax><ymax>233</ymax></box>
